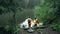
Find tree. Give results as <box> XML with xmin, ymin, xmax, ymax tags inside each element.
<box><xmin>34</xmin><ymin>0</ymin><xmax>60</xmax><ymax>31</ymax></box>
<box><xmin>0</xmin><ymin>0</ymin><xmax>21</xmax><ymax>34</ymax></box>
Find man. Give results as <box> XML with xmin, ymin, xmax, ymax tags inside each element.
<box><xmin>33</xmin><ymin>18</ymin><xmax>39</xmax><ymax>27</ymax></box>
<box><xmin>27</xmin><ymin>17</ymin><xmax>32</xmax><ymax>28</ymax></box>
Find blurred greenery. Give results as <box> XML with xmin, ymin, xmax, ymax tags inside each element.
<box><xmin>0</xmin><ymin>0</ymin><xmax>60</xmax><ymax>34</ymax></box>
<box><xmin>34</xmin><ymin>0</ymin><xmax>60</xmax><ymax>31</ymax></box>
<box><xmin>0</xmin><ymin>0</ymin><xmax>35</xmax><ymax>34</ymax></box>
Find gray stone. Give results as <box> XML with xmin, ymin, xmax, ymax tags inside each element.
<box><xmin>27</xmin><ymin>28</ymin><xmax>34</xmax><ymax>33</ymax></box>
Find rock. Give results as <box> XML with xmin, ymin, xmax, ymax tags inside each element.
<box><xmin>27</xmin><ymin>28</ymin><xmax>34</xmax><ymax>33</ymax></box>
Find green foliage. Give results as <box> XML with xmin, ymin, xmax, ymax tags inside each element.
<box><xmin>24</xmin><ymin>32</ymin><xmax>28</xmax><ymax>34</ymax></box>
<box><xmin>50</xmin><ymin>23</ymin><xmax>60</xmax><ymax>31</ymax></box>
<box><xmin>34</xmin><ymin>0</ymin><xmax>60</xmax><ymax>31</ymax></box>
<box><xmin>37</xmin><ymin>28</ymin><xmax>41</xmax><ymax>33</ymax></box>
<box><xmin>0</xmin><ymin>0</ymin><xmax>60</xmax><ymax>34</ymax></box>
<box><xmin>34</xmin><ymin>0</ymin><xmax>54</xmax><ymax>22</ymax></box>
<box><xmin>0</xmin><ymin>0</ymin><xmax>21</xmax><ymax>34</ymax></box>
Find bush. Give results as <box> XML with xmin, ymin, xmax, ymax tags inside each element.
<box><xmin>50</xmin><ymin>23</ymin><xmax>60</xmax><ymax>31</ymax></box>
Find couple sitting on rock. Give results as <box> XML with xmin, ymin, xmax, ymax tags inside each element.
<box><xmin>27</xmin><ymin>17</ymin><xmax>39</xmax><ymax>28</ymax></box>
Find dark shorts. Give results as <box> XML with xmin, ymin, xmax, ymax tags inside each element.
<box><xmin>35</xmin><ymin>24</ymin><xmax>37</xmax><ymax>26</ymax></box>
<box><xmin>28</xmin><ymin>24</ymin><xmax>31</xmax><ymax>27</ymax></box>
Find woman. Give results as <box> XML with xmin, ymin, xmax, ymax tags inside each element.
<box><xmin>27</xmin><ymin>17</ymin><xmax>32</xmax><ymax>28</ymax></box>
<box><xmin>33</xmin><ymin>18</ymin><xmax>39</xmax><ymax>27</ymax></box>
